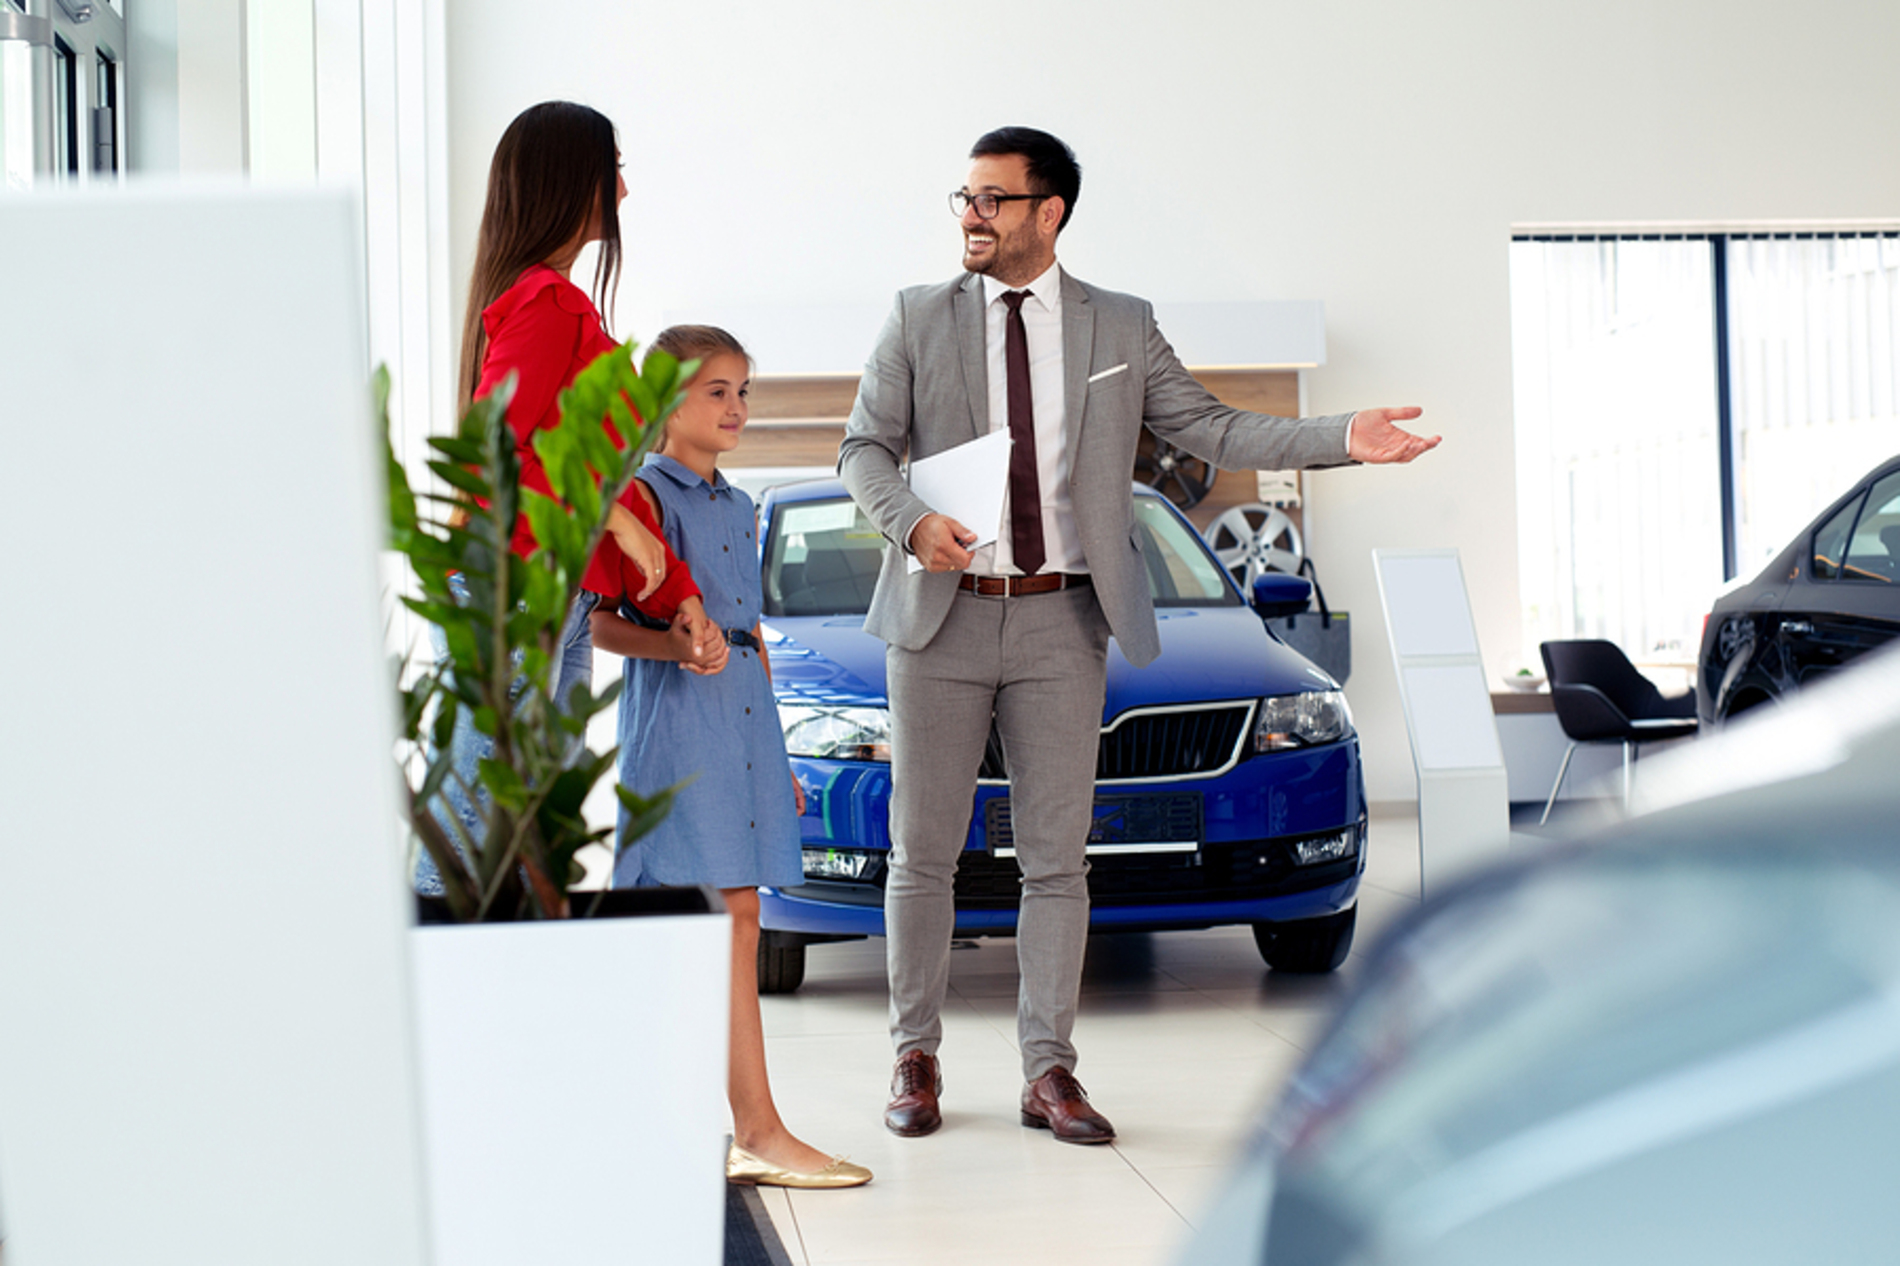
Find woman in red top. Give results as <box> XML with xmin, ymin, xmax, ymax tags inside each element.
<box><xmin>418</xmin><ymin>103</ymin><xmax>722</xmax><ymax>897</ymax></box>
<box><xmin>459</xmin><ymin>100</ymin><xmax>721</xmax><ymax>698</ymax></box>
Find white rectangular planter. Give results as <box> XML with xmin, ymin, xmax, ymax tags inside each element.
<box><xmin>410</xmin><ymin>892</ymin><xmax>731</xmax><ymax>1266</ymax></box>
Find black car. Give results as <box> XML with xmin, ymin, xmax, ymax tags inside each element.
<box><xmin>1698</xmin><ymin>454</ymin><xmax>1900</xmax><ymax>726</ymax></box>
<box><xmin>1180</xmin><ymin>643</ymin><xmax>1900</xmax><ymax>1266</ymax></box>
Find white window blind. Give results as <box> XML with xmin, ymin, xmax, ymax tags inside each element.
<box><xmin>1727</xmin><ymin>235</ymin><xmax>1900</xmax><ymax>571</ymax></box>
<box><xmin>1511</xmin><ymin>230</ymin><xmax>1900</xmax><ymax>665</ymax></box>
<box><xmin>1510</xmin><ymin>238</ymin><xmax>1722</xmax><ymax>661</ymax></box>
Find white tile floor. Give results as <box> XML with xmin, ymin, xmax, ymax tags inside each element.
<box><xmin>748</xmin><ymin>805</ymin><xmax>1422</xmax><ymax>1266</ymax></box>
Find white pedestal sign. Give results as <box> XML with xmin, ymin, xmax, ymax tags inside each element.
<box><xmin>1373</xmin><ymin>549</ymin><xmax>1512</xmax><ymax>895</ymax></box>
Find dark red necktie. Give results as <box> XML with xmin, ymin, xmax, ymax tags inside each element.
<box><xmin>1002</xmin><ymin>290</ymin><xmax>1046</xmax><ymax>576</ymax></box>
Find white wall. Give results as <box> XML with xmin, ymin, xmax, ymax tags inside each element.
<box><xmin>247</xmin><ymin>0</ymin><xmax>318</xmax><ymax>181</ymax></box>
<box><xmin>175</xmin><ymin>0</ymin><xmax>246</xmax><ymax>172</ymax></box>
<box><xmin>438</xmin><ymin>0</ymin><xmax>1900</xmax><ymax>799</ymax></box>
<box><xmin>125</xmin><ymin>0</ymin><xmax>182</xmax><ymax>172</ymax></box>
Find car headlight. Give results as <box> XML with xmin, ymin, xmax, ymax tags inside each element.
<box><xmin>779</xmin><ymin>703</ymin><xmax>893</xmax><ymax>762</ymax></box>
<box><xmin>1256</xmin><ymin>690</ymin><xmax>1353</xmax><ymax>752</ymax></box>
<box><xmin>1292</xmin><ymin>824</ymin><xmax>1362</xmax><ymax>866</ymax></box>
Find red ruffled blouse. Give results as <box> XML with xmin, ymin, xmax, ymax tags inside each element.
<box><xmin>475</xmin><ymin>264</ymin><xmax>698</xmax><ymax>618</ymax></box>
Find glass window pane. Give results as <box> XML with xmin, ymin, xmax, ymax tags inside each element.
<box><xmin>53</xmin><ymin>37</ymin><xmax>74</xmax><ymax>176</ymax></box>
<box><xmin>1811</xmin><ymin>493</ymin><xmax>1862</xmax><ymax>580</ymax></box>
<box><xmin>1727</xmin><ymin>236</ymin><xmax>1900</xmax><ymax>573</ymax></box>
<box><xmin>1133</xmin><ymin>498</ymin><xmax>1239</xmax><ymax>605</ymax></box>
<box><xmin>1511</xmin><ymin>239</ymin><xmax>1724</xmax><ymax>662</ymax></box>
<box><xmin>763</xmin><ymin>499</ymin><xmax>884</xmax><ymax>617</ymax></box>
<box><xmin>1842</xmin><ymin>471</ymin><xmax>1900</xmax><ymax>584</ymax></box>
<box><xmin>1</xmin><ymin>41</ymin><xmax>33</xmax><ymax>191</ymax></box>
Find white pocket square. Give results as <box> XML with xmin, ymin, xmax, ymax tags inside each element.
<box><xmin>1087</xmin><ymin>363</ymin><xmax>1129</xmax><ymax>384</ymax></box>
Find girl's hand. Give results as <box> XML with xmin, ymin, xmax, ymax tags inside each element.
<box><xmin>791</xmin><ymin>770</ymin><xmax>806</xmax><ymax>816</ymax></box>
<box><xmin>606</xmin><ymin>503</ymin><xmax>667</xmax><ymax>601</ymax></box>
<box><xmin>672</xmin><ymin>599</ymin><xmax>728</xmax><ymax>675</ymax></box>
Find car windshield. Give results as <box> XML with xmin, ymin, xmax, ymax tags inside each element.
<box><xmin>762</xmin><ymin>493</ymin><xmax>1241</xmax><ymax>617</ymax></box>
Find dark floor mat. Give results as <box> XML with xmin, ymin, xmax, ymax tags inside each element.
<box><xmin>726</xmin><ymin>1181</ymin><xmax>795</xmax><ymax>1266</ymax></box>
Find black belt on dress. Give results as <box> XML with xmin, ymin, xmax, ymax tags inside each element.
<box><xmin>957</xmin><ymin>573</ymin><xmax>1092</xmax><ymax>597</ymax></box>
<box><xmin>724</xmin><ymin>627</ymin><xmax>761</xmax><ymax>651</ymax></box>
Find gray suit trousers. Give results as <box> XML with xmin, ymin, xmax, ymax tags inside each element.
<box><xmin>885</xmin><ymin>584</ymin><xmax>1110</xmax><ymax>1081</ymax></box>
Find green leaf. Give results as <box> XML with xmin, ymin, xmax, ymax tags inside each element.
<box><xmin>427</xmin><ymin>435</ymin><xmax>484</xmax><ymax>465</ymax></box>
<box><xmin>479</xmin><ymin>369</ymin><xmax>519</xmax><ymax>418</ymax></box>
<box><xmin>477</xmin><ymin>759</ymin><xmax>529</xmax><ymax>811</ymax></box>
<box><xmin>518</xmin><ymin>563</ymin><xmax>565</xmax><ymax>626</ymax></box>
<box><xmin>623</xmin><ymin>376</ymin><xmax>659</xmax><ymax>428</ymax></box>
<box><xmin>427</xmin><ymin>460</ymin><xmax>492</xmax><ymax>500</ymax></box>
<box><xmin>615</xmin><ymin>775</ymin><xmax>696</xmax><ymax>847</ymax></box>
<box><xmin>520</xmin><ymin>492</ymin><xmax>573</xmax><ymax>565</ymax></box>
<box><xmin>641</xmin><ymin>347</ymin><xmax>681</xmax><ymax>398</ymax></box>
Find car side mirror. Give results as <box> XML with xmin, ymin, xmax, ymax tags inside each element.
<box><xmin>1251</xmin><ymin>573</ymin><xmax>1312</xmax><ymax>620</ymax></box>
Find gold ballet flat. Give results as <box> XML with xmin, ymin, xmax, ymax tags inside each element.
<box><xmin>726</xmin><ymin>1143</ymin><xmax>872</xmax><ymax>1189</ymax></box>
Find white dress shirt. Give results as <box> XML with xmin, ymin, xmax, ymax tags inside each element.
<box><xmin>971</xmin><ymin>262</ymin><xmax>1087</xmax><ymax>576</ymax></box>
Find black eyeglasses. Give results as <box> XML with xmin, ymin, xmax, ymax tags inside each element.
<box><xmin>949</xmin><ymin>190</ymin><xmax>1047</xmax><ymax>221</ymax></box>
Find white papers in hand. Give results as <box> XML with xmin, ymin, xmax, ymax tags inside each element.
<box><xmin>905</xmin><ymin>430</ymin><xmax>1012</xmax><ymax>574</ymax></box>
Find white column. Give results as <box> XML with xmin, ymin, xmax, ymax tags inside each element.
<box><xmin>0</xmin><ymin>185</ymin><xmax>431</xmax><ymax>1266</ymax></box>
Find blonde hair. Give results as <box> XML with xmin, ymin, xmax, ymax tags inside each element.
<box><xmin>651</xmin><ymin>325</ymin><xmax>751</xmax><ymax>447</ymax></box>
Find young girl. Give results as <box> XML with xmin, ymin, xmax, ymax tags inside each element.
<box><xmin>587</xmin><ymin>326</ymin><xmax>871</xmax><ymax>1190</ymax></box>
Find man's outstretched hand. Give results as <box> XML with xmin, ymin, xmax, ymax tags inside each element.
<box><xmin>1348</xmin><ymin>407</ymin><xmax>1441</xmax><ymax>464</ymax></box>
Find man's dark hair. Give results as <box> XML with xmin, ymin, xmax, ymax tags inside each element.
<box><xmin>970</xmin><ymin>127</ymin><xmax>1081</xmax><ymax>232</ymax></box>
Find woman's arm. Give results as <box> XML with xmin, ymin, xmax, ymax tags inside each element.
<box><xmin>615</xmin><ymin>481</ymin><xmax>720</xmax><ymax>656</ymax></box>
<box><xmin>584</xmin><ymin>479</ymin><xmax>708</xmax><ymax>632</ymax></box>
<box><xmin>605</xmin><ymin>500</ymin><xmax>667</xmax><ymax>602</ymax></box>
<box><xmin>477</xmin><ymin>286</ymin><xmax>577</xmax><ymax>453</ymax></box>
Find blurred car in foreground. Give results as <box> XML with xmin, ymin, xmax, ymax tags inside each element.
<box><xmin>752</xmin><ymin>479</ymin><xmax>1365</xmax><ymax>992</ymax></box>
<box><xmin>1698</xmin><ymin>453</ymin><xmax>1900</xmax><ymax>726</ymax></box>
<box><xmin>1182</xmin><ymin>642</ymin><xmax>1900</xmax><ymax>1266</ymax></box>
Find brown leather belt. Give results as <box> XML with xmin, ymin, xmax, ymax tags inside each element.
<box><xmin>957</xmin><ymin>573</ymin><xmax>1092</xmax><ymax>597</ymax></box>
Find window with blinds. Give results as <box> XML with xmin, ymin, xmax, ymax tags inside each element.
<box><xmin>1510</xmin><ymin>230</ymin><xmax>1900</xmax><ymax>662</ymax></box>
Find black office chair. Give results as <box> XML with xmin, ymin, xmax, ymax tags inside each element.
<box><xmin>1539</xmin><ymin>639</ymin><xmax>1698</xmax><ymax>824</ymax></box>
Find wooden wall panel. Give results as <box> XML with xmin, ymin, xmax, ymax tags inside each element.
<box><xmin>733</xmin><ymin>368</ymin><xmax>1307</xmax><ymax>532</ymax></box>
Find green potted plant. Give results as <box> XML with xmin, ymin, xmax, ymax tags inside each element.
<box><xmin>379</xmin><ymin>343</ymin><xmax>733</xmax><ymax>1266</ymax></box>
<box><xmin>380</xmin><ymin>343</ymin><xmax>692</xmax><ymax>920</ymax></box>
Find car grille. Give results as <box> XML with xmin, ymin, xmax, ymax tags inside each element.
<box><xmin>950</xmin><ymin>836</ymin><xmax>1355</xmax><ymax>909</ymax></box>
<box><xmin>978</xmin><ymin>702</ymin><xmax>1254</xmax><ymax>782</ymax></box>
<box><xmin>780</xmin><ymin>830</ymin><xmax>1358</xmax><ymax>912</ymax></box>
<box><xmin>985</xmin><ymin>794</ymin><xmax>1203</xmax><ymax>854</ymax></box>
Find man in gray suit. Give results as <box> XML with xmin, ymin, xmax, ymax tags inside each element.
<box><xmin>839</xmin><ymin>127</ymin><xmax>1438</xmax><ymax>1144</ymax></box>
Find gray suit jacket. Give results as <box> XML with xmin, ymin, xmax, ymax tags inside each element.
<box><xmin>838</xmin><ymin>268</ymin><xmax>1356</xmax><ymax>668</ymax></box>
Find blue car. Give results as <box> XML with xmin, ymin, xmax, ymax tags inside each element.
<box><xmin>754</xmin><ymin>478</ymin><xmax>1366</xmax><ymax>993</ymax></box>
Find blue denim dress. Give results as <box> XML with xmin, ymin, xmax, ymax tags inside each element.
<box><xmin>611</xmin><ymin>454</ymin><xmax>802</xmax><ymax>890</ymax></box>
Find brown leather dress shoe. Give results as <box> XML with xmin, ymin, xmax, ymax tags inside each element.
<box><xmin>1021</xmin><ymin>1067</ymin><xmax>1116</xmax><ymax>1144</ymax></box>
<box><xmin>884</xmin><ymin>1049</ymin><xmax>943</xmax><ymax>1137</ymax></box>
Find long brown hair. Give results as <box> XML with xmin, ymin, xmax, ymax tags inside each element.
<box><xmin>458</xmin><ymin>101</ymin><xmax>623</xmax><ymax>412</ymax></box>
